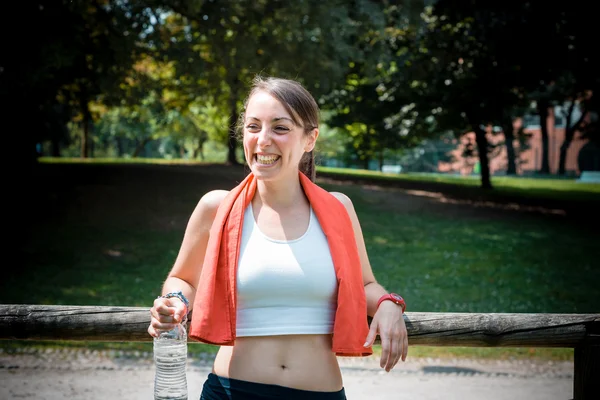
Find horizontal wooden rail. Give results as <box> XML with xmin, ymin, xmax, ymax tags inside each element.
<box><xmin>1</xmin><ymin>305</ymin><xmax>599</xmax><ymax>399</ymax></box>
<box><xmin>0</xmin><ymin>304</ymin><xmax>598</xmax><ymax>346</ymax></box>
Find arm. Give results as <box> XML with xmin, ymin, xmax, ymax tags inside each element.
<box><xmin>331</xmin><ymin>191</ymin><xmax>408</xmax><ymax>371</ymax></box>
<box><xmin>148</xmin><ymin>189</ymin><xmax>228</xmax><ymax>337</ymax></box>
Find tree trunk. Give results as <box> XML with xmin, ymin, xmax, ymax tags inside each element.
<box><xmin>466</xmin><ymin>112</ymin><xmax>492</xmax><ymax>189</ymax></box>
<box><xmin>116</xmin><ymin>137</ymin><xmax>124</xmax><ymax>157</ymax></box>
<box><xmin>363</xmin><ymin>157</ymin><xmax>370</xmax><ymax>170</ymax></box>
<box><xmin>79</xmin><ymin>92</ymin><xmax>90</xmax><ymax>159</ymax></box>
<box><xmin>51</xmin><ymin>138</ymin><xmax>61</xmax><ymax>157</ymax></box>
<box><xmin>537</xmin><ymin>100</ymin><xmax>551</xmax><ymax>174</ymax></box>
<box><xmin>474</xmin><ymin>127</ymin><xmax>492</xmax><ymax>189</ymax></box>
<box><xmin>193</xmin><ymin>136</ymin><xmax>204</xmax><ymax>160</ymax></box>
<box><xmin>503</xmin><ymin>120</ymin><xmax>517</xmax><ymax>175</ymax></box>
<box><xmin>559</xmin><ymin>100</ymin><xmax>587</xmax><ymax>175</ymax></box>
<box><xmin>89</xmin><ymin>135</ymin><xmax>94</xmax><ymax>158</ymax></box>
<box><xmin>132</xmin><ymin>137</ymin><xmax>151</xmax><ymax>157</ymax></box>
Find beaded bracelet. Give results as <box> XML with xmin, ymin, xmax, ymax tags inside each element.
<box><xmin>158</xmin><ymin>291</ymin><xmax>190</xmax><ymax>317</ymax></box>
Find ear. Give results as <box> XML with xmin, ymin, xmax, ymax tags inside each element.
<box><xmin>304</xmin><ymin>128</ymin><xmax>319</xmax><ymax>152</ymax></box>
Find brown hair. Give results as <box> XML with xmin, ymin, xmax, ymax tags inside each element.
<box><xmin>238</xmin><ymin>76</ymin><xmax>319</xmax><ymax>181</ymax></box>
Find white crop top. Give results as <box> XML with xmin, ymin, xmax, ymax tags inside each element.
<box><xmin>235</xmin><ymin>203</ymin><xmax>338</xmax><ymax>337</ymax></box>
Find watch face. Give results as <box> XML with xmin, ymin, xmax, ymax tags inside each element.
<box><xmin>391</xmin><ymin>293</ymin><xmax>403</xmax><ymax>302</ymax></box>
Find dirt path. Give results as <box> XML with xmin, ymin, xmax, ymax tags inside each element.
<box><xmin>1</xmin><ymin>349</ymin><xmax>574</xmax><ymax>400</ymax></box>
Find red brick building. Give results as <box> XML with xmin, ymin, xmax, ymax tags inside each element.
<box><xmin>438</xmin><ymin>108</ymin><xmax>589</xmax><ymax>176</ymax></box>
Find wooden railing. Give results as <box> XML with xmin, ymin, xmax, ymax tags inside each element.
<box><xmin>1</xmin><ymin>305</ymin><xmax>599</xmax><ymax>399</ymax></box>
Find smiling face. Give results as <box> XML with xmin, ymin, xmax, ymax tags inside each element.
<box><xmin>243</xmin><ymin>90</ymin><xmax>317</xmax><ymax>182</ymax></box>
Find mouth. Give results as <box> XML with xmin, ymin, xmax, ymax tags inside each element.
<box><xmin>254</xmin><ymin>154</ymin><xmax>281</xmax><ymax>166</ymax></box>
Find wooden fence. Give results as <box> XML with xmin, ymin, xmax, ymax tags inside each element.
<box><xmin>1</xmin><ymin>305</ymin><xmax>598</xmax><ymax>399</ymax></box>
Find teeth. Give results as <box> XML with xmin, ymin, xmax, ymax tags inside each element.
<box><xmin>256</xmin><ymin>155</ymin><xmax>279</xmax><ymax>164</ymax></box>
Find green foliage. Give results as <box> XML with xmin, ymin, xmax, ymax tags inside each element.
<box><xmin>142</xmin><ymin>0</ymin><xmax>388</xmax><ymax>163</ymax></box>
<box><xmin>321</xmin><ymin>1</ymin><xmax>429</xmax><ymax>169</ymax></box>
<box><xmin>92</xmin><ymin>90</ymin><xmax>229</xmax><ymax>159</ymax></box>
<box><xmin>5</xmin><ymin>0</ymin><xmax>599</xmax><ymax>178</ymax></box>
<box><xmin>1</xmin><ymin>0</ymin><xmax>158</xmax><ymax>157</ymax></box>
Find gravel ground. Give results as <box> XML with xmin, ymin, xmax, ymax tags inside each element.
<box><xmin>0</xmin><ymin>348</ymin><xmax>574</xmax><ymax>400</ymax></box>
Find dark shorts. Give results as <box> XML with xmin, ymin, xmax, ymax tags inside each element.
<box><xmin>200</xmin><ymin>373</ymin><xmax>347</xmax><ymax>400</ymax></box>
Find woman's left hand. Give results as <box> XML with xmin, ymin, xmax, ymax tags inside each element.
<box><xmin>363</xmin><ymin>301</ymin><xmax>408</xmax><ymax>372</ymax></box>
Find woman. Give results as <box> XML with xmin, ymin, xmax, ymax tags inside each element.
<box><xmin>148</xmin><ymin>76</ymin><xmax>408</xmax><ymax>399</ymax></box>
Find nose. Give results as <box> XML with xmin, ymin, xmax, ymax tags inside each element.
<box><xmin>257</xmin><ymin>126</ymin><xmax>272</xmax><ymax>147</ymax></box>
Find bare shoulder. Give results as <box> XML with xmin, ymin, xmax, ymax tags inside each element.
<box><xmin>199</xmin><ymin>189</ymin><xmax>230</xmax><ymax>210</ymax></box>
<box><xmin>189</xmin><ymin>189</ymin><xmax>230</xmax><ymax>227</ymax></box>
<box><xmin>329</xmin><ymin>191</ymin><xmax>363</xmax><ymax>231</ymax></box>
<box><xmin>168</xmin><ymin>189</ymin><xmax>230</xmax><ymax>282</ymax></box>
<box><xmin>329</xmin><ymin>191</ymin><xmax>355</xmax><ymax>211</ymax></box>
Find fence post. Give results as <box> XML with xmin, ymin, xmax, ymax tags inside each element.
<box><xmin>573</xmin><ymin>343</ymin><xmax>600</xmax><ymax>400</ymax></box>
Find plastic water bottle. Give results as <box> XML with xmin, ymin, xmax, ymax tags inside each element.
<box><xmin>153</xmin><ymin>317</ymin><xmax>188</xmax><ymax>400</ymax></box>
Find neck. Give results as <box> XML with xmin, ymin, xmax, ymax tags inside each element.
<box><xmin>254</xmin><ymin>170</ymin><xmax>305</xmax><ymax>209</ymax></box>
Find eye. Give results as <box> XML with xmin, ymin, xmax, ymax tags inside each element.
<box><xmin>246</xmin><ymin>124</ymin><xmax>260</xmax><ymax>132</ymax></box>
<box><xmin>274</xmin><ymin>126</ymin><xmax>290</xmax><ymax>134</ymax></box>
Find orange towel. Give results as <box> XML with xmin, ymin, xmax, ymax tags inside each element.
<box><xmin>189</xmin><ymin>171</ymin><xmax>372</xmax><ymax>356</ymax></box>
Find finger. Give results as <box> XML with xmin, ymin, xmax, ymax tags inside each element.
<box><xmin>149</xmin><ymin>306</ymin><xmax>176</xmax><ymax>328</ymax></box>
<box><xmin>148</xmin><ymin>325</ymin><xmax>157</xmax><ymax>338</ymax></box>
<box><xmin>170</xmin><ymin>299</ymin><xmax>188</xmax><ymax>322</ymax></box>
<box><xmin>386</xmin><ymin>337</ymin><xmax>400</xmax><ymax>372</ymax></box>
<box><xmin>153</xmin><ymin>298</ymin><xmax>188</xmax><ymax>323</ymax></box>
<box><xmin>150</xmin><ymin>306</ymin><xmax>177</xmax><ymax>324</ymax></box>
<box><xmin>391</xmin><ymin>336</ymin><xmax>402</xmax><ymax>369</ymax></box>
<box><xmin>153</xmin><ymin>313</ymin><xmax>179</xmax><ymax>325</ymax></box>
<box><xmin>151</xmin><ymin>319</ymin><xmax>178</xmax><ymax>332</ymax></box>
<box><xmin>148</xmin><ymin>322</ymin><xmax>176</xmax><ymax>337</ymax></box>
<box><xmin>379</xmin><ymin>333</ymin><xmax>391</xmax><ymax>369</ymax></box>
<box><xmin>402</xmin><ymin>335</ymin><xmax>409</xmax><ymax>361</ymax></box>
<box><xmin>161</xmin><ymin>297</ymin><xmax>188</xmax><ymax>322</ymax></box>
<box><xmin>153</xmin><ymin>298</ymin><xmax>176</xmax><ymax>317</ymax></box>
<box><xmin>364</xmin><ymin>320</ymin><xmax>378</xmax><ymax>348</ymax></box>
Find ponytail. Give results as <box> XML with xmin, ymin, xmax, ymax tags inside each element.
<box><xmin>299</xmin><ymin>151</ymin><xmax>315</xmax><ymax>182</ymax></box>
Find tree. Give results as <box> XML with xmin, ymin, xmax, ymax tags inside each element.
<box><xmin>398</xmin><ymin>0</ymin><xmax>587</xmax><ymax>186</ymax></box>
<box><xmin>323</xmin><ymin>1</ymin><xmax>440</xmax><ymax>170</ymax></box>
<box><xmin>147</xmin><ymin>0</ymin><xmax>385</xmax><ymax>164</ymax></box>
<box><xmin>499</xmin><ymin>1</ymin><xmax>600</xmax><ymax>175</ymax></box>
<box><xmin>1</xmin><ymin>0</ymin><xmax>157</xmax><ymax>163</ymax></box>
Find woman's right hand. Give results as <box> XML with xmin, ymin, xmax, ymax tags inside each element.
<box><xmin>148</xmin><ymin>297</ymin><xmax>188</xmax><ymax>338</ymax></box>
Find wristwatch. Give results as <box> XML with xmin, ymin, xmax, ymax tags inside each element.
<box><xmin>377</xmin><ymin>293</ymin><xmax>406</xmax><ymax>313</ymax></box>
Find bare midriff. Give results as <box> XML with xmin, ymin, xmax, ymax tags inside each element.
<box><xmin>211</xmin><ymin>334</ymin><xmax>343</xmax><ymax>392</ymax></box>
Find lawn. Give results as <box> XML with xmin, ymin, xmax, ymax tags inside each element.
<box><xmin>4</xmin><ymin>160</ymin><xmax>599</xmax><ymax>361</ymax></box>
<box><xmin>317</xmin><ymin>165</ymin><xmax>600</xmax><ymax>204</ymax></box>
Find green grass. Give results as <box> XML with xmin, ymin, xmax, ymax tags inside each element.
<box><xmin>317</xmin><ymin>166</ymin><xmax>600</xmax><ymax>202</ymax></box>
<box><xmin>371</xmin><ymin>345</ymin><xmax>574</xmax><ymax>362</ymax></box>
<box><xmin>324</xmin><ymin>180</ymin><xmax>599</xmax><ymax>362</ymax></box>
<box><xmin>0</xmin><ymin>341</ymin><xmax>573</xmax><ymax>363</ymax></box>
<box><xmin>5</xmin><ymin>161</ymin><xmax>599</xmax><ymax>362</ymax></box>
<box><xmin>335</xmin><ymin>182</ymin><xmax>599</xmax><ymax>314</ymax></box>
<box><xmin>38</xmin><ymin>156</ymin><xmax>215</xmax><ymax>165</ymax></box>
<box><xmin>0</xmin><ymin>340</ymin><xmax>218</xmax><ymax>358</ymax></box>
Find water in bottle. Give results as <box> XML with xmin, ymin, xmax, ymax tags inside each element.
<box><xmin>153</xmin><ymin>318</ymin><xmax>188</xmax><ymax>400</ymax></box>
